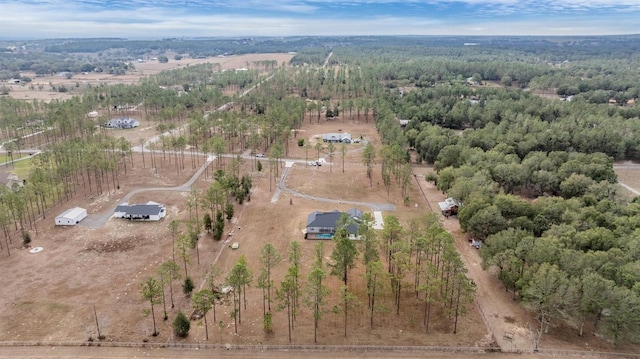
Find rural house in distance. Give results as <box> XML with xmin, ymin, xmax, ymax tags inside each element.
<box><xmin>305</xmin><ymin>208</ymin><xmax>363</xmax><ymax>239</ymax></box>
<box><xmin>438</xmin><ymin>197</ymin><xmax>461</xmax><ymax>217</ymax></box>
<box><xmin>322</xmin><ymin>132</ymin><xmax>352</xmax><ymax>143</ymax></box>
<box><xmin>114</xmin><ymin>201</ymin><xmax>166</xmax><ymax>221</ymax></box>
<box><xmin>4</xmin><ymin>173</ymin><xmax>25</xmax><ymax>189</ymax></box>
<box><xmin>104</xmin><ymin>117</ymin><xmax>140</xmax><ymax>129</ymax></box>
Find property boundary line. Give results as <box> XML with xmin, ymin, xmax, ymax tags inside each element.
<box><xmin>0</xmin><ymin>341</ymin><xmax>638</xmax><ymax>357</ymax></box>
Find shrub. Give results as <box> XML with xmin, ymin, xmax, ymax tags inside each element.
<box><xmin>263</xmin><ymin>311</ymin><xmax>273</xmax><ymax>333</ymax></box>
<box><xmin>183</xmin><ymin>277</ymin><xmax>194</xmax><ymax>296</ymax></box>
<box><xmin>22</xmin><ymin>231</ymin><xmax>31</xmax><ymax>246</ymax></box>
<box><xmin>172</xmin><ymin>311</ymin><xmax>190</xmax><ymax>337</ymax></box>
<box><xmin>425</xmin><ymin>172</ymin><xmax>438</xmax><ymax>184</ymax></box>
<box><xmin>298</xmin><ymin>139</ymin><xmax>304</xmax><ymax>147</ymax></box>
<box><xmin>203</xmin><ymin>213</ymin><xmax>212</xmax><ymax>233</ymax></box>
<box><xmin>225</xmin><ymin>202</ymin><xmax>234</xmax><ymax>221</ymax></box>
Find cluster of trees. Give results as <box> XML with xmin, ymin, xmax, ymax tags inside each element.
<box><xmin>420</xmin><ymin>140</ymin><xmax>640</xmax><ymax>346</ymax></box>
<box><xmin>470</xmin><ymin>191</ymin><xmax>640</xmax><ymax>345</ymax></box>
<box><xmin>201</xmin><ymin>169</ymin><xmax>252</xmax><ymax>240</ymax></box>
<box><xmin>385</xmin><ymin>85</ymin><xmax>640</xmax><ymax>346</ymax></box>
<box><xmin>39</xmin><ymin>37</ymin><xmax>307</xmax><ymax>58</ymax></box>
<box><xmin>0</xmin><ymin>50</ymin><xmax>131</xmax><ymax>77</ymax></box>
<box><xmin>186</xmin><ymin>213</ymin><xmax>475</xmax><ymax>343</ymax></box>
<box><xmin>390</xmin><ymin>85</ymin><xmax>640</xmax><ymax>160</ymax></box>
<box><xmin>0</xmin><ymin>133</ymin><xmax>141</xmax><ymax>256</ymax></box>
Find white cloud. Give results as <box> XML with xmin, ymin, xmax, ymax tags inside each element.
<box><xmin>0</xmin><ymin>0</ymin><xmax>639</xmax><ymax>38</ymax></box>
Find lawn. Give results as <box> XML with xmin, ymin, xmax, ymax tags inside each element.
<box><xmin>2</xmin><ymin>156</ymin><xmax>33</xmax><ymax>178</ymax></box>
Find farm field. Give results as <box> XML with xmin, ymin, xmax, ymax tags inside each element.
<box><xmin>4</xmin><ymin>53</ymin><xmax>293</xmax><ymax>103</ymax></box>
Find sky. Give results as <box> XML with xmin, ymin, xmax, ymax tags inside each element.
<box><xmin>1</xmin><ymin>0</ymin><xmax>640</xmax><ymax>39</ymax></box>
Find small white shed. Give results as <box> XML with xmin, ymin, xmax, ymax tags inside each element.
<box><xmin>55</xmin><ymin>207</ymin><xmax>87</xmax><ymax>226</ymax></box>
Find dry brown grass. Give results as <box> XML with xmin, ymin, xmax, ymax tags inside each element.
<box><xmin>0</xmin><ymin>115</ymin><xmax>486</xmax><ymax>348</ymax></box>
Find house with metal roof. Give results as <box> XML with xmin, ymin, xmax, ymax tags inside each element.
<box><xmin>4</xmin><ymin>173</ymin><xmax>24</xmax><ymax>189</ymax></box>
<box><xmin>322</xmin><ymin>132</ymin><xmax>351</xmax><ymax>143</ymax></box>
<box><xmin>104</xmin><ymin>117</ymin><xmax>140</xmax><ymax>129</ymax></box>
<box><xmin>114</xmin><ymin>201</ymin><xmax>166</xmax><ymax>221</ymax></box>
<box><xmin>438</xmin><ymin>197</ymin><xmax>461</xmax><ymax>217</ymax></box>
<box><xmin>305</xmin><ymin>208</ymin><xmax>363</xmax><ymax>240</ymax></box>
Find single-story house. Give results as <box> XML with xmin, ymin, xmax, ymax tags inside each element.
<box><xmin>55</xmin><ymin>207</ymin><xmax>88</xmax><ymax>226</ymax></box>
<box><xmin>322</xmin><ymin>132</ymin><xmax>351</xmax><ymax>143</ymax></box>
<box><xmin>114</xmin><ymin>201</ymin><xmax>166</xmax><ymax>221</ymax></box>
<box><xmin>438</xmin><ymin>197</ymin><xmax>462</xmax><ymax>217</ymax></box>
<box><xmin>5</xmin><ymin>174</ymin><xmax>25</xmax><ymax>189</ymax></box>
<box><xmin>104</xmin><ymin>117</ymin><xmax>140</xmax><ymax>129</ymax></box>
<box><xmin>305</xmin><ymin>208</ymin><xmax>363</xmax><ymax>240</ymax></box>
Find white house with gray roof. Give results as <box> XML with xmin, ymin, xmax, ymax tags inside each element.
<box><xmin>322</xmin><ymin>132</ymin><xmax>351</xmax><ymax>143</ymax></box>
<box><xmin>114</xmin><ymin>201</ymin><xmax>166</xmax><ymax>221</ymax></box>
<box><xmin>105</xmin><ymin>117</ymin><xmax>140</xmax><ymax>129</ymax></box>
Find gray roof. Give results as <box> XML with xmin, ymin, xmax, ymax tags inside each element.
<box><xmin>306</xmin><ymin>208</ymin><xmax>361</xmax><ymax>234</ymax></box>
<box><xmin>322</xmin><ymin>133</ymin><xmax>351</xmax><ymax>141</ymax></box>
<box><xmin>306</xmin><ymin>210</ymin><xmax>340</xmax><ymax>227</ymax></box>
<box><xmin>106</xmin><ymin>117</ymin><xmax>140</xmax><ymax>128</ymax></box>
<box><xmin>345</xmin><ymin>208</ymin><xmax>363</xmax><ymax>219</ymax></box>
<box><xmin>438</xmin><ymin>197</ymin><xmax>461</xmax><ymax>211</ymax></box>
<box><xmin>115</xmin><ymin>204</ymin><xmax>164</xmax><ymax>216</ymax></box>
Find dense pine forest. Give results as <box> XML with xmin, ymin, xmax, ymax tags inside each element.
<box><xmin>1</xmin><ymin>35</ymin><xmax>640</xmax><ymax>346</ymax></box>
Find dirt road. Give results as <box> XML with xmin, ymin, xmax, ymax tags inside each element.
<box><xmin>412</xmin><ymin>168</ymin><xmax>535</xmax><ymax>352</ymax></box>
<box><xmin>0</xmin><ymin>345</ymin><xmax>558</xmax><ymax>359</ymax></box>
<box><xmin>80</xmin><ymin>157</ymin><xmax>213</xmax><ymax>229</ymax></box>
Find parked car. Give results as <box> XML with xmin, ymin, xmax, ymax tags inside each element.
<box><xmin>256</xmin><ymin>153</ymin><xmax>266</xmax><ymax>158</ymax></box>
<box><xmin>353</xmin><ymin>138</ymin><xmax>362</xmax><ymax>143</ymax></box>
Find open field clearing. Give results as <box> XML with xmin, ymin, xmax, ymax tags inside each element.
<box><xmin>4</xmin><ymin>53</ymin><xmax>293</xmax><ymax>102</ymax></box>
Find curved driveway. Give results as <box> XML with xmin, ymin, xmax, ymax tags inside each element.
<box><xmin>276</xmin><ymin>164</ymin><xmax>395</xmax><ymax>211</ymax></box>
<box><xmin>80</xmin><ymin>157</ymin><xmax>213</xmax><ymax>229</ymax></box>
<box><xmin>82</xmin><ymin>142</ymin><xmax>395</xmax><ymax>229</ymax></box>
